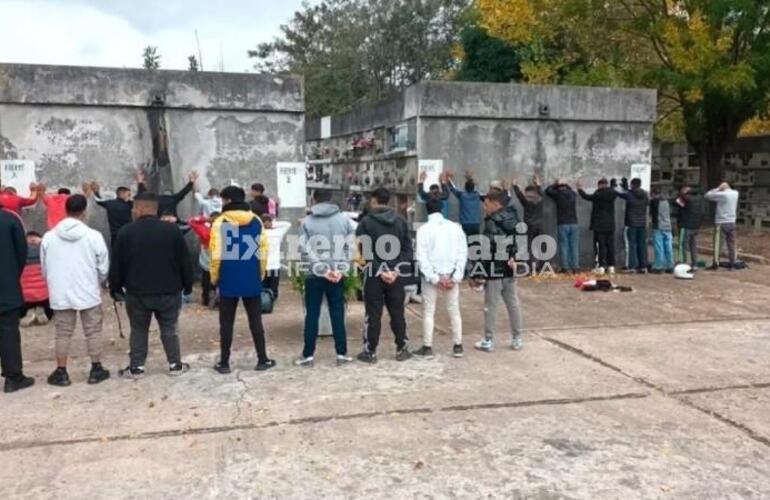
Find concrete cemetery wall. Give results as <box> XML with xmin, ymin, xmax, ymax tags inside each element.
<box><xmin>0</xmin><ymin>63</ymin><xmax>304</xmax><ymax>235</ymax></box>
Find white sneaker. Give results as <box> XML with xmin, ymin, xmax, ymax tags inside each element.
<box><xmin>594</xmin><ymin>267</ymin><xmax>605</xmax><ymax>275</ymax></box>
<box><xmin>608</xmin><ymin>266</ymin><xmax>616</xmax><ymax>275</ymax></box>
<box><xmin>474</xmin><ymin>339</ymin><xmax>494</xmax><ymax>352</ymax></box>
<box><xmin>511</xmin><ymin>336</ymin><xmax>524</xmax><ymax>351</ymax></box>
<box><xmin>294</xmin><ymin>356</ymin><xmax>314</xmax><ymax>367</ymax></box>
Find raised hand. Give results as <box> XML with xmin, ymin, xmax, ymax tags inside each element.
<box><xmin>419</xmin><ymin>171</ymin><xmax>427</xmax><ymax>183</ymax></box>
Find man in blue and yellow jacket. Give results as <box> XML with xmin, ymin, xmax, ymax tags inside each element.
<box><xmin>209</xmin><ymin>186</ymin><xmax>274</xmax><ymax>374</ymax></box>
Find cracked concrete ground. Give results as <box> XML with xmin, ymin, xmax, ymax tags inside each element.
<box><xmin>1</xmin><ymin>266</ymin><xmax>770</xmax><ymax>499</ymax></box>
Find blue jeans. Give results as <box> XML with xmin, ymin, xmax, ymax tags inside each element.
<box><xmin>626</xmin><ymin>226</ymin><xmax>648</xmax><ymax>270</ymax></box>
<box><xmin>302</xmin><ymin>276</ymin><xmax>348</xmax><ymax>358</ymax></box>
<box><xmin>653</xmin><ymin>230</ymin><xmax>674</xmax><ymax>270</ymax></box>
<box><xmin>557</xmin><ymin>224</ymin><xmax>580</xmax><ymax>271</ymax></box>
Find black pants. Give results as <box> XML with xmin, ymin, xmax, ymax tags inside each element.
<box><xmin>594</xmin><ymin>231</ymin><xmax>615</xmax><ymax>268</ymax></box>
<box><xmin>0</xmin><ymin>308</ymin><xmax>23</xmax><ymax>379</ymax></box>
<box><xmin>21</xmin><ymin>300</ymin><xmax>54</xmax><ymax>320</ymax></box>
<box><xmin>125</xmin><ymin>293</ymin><xmax>183</xmax><ymax>368</ymax></box>
<box><xmin>363</xmin><ymin>275</ymin><xmax>407</xmax><ymax>352</ymax></box>
<box><xmin>527</xmin><ymin>225</ymin><xmax>543</xmax><ymax>273</ymax></box>
<box><xmin>201</xmin><ymin>270</ymin><xmax>215</xmax><ymax>306</ymax></box>
<box><xmin>262</xmin><ymin>271</ymin><xmax>280</xmax><ymax>300</ymax></box>
<box><xmin>219</xmin><ymin>296</ymin><xmax>268</xmax><ymax>365</ymax></box>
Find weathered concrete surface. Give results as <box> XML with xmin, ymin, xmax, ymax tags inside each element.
<box><xmin>1</xmin><ymin>266</ymin><xmax>769</xmax><ymax>498</ymax></box>
<box><xmin>0</xmin><ymin>63</ymin><xmax>304</xmax><ymax>231</ymax></box>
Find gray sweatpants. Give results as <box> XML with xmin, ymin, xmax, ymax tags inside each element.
<box><xmin>53</xmin><ymin>306</ymin><xmax>103</xmax><ymax>361</ymax></box>
<box><xmin>483</xmin><ymin>277</ymin><xmax>523</xmax><ymax>342</ymax></box>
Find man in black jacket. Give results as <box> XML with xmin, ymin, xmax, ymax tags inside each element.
<box><xmin>617</xmin><ymin>178</ymin><xmax>650</xmax><ymax>272</ymax></box>
<box><xmin>355</xmin><ymin>187</ymin><xmax>413</xmax><ymax>363</ymax></box>
<box><xmin>87</xmin><ymin>173</ymin><xmax>145</xmax><ymax>244</ymax></box>
<box><xmin>545</xmin><ymin>178</ymin><xmax>580</xmax><ymax>272</ymax></box>
<box><xmin>109</xmin><ymin>192</ymin><xmax>194</xmax><ymax>378</ymax></box>
<box><xmin>578</xmin><ymin>178</ymin><xmax>618</xmax><ymax>274</ymax></box>
<box><xmin>675</xmin><ymin>186</ymin><xmax>703</xmax><ymax>267</ymax></box>
<box><xmin>0</xmin><ymin>209</ymin><xmax>35</xmax><ymax>393</ymax></box>
<box><xmin>511</xmin><ymin>174</ymin><xmax>544</xmax><ymax>273</ymax></box>
<box><xmin>470</xmin><ymin>189</ymin><xmax>525</xmax><ymax>352</ymax></box>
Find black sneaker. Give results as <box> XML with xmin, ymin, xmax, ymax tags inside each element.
<box><xmin>396</xmin><ymin>346</ymin><xmax>413</xmax><ymax>362</ymax></box>
<box><xmin>169</xmin><ymin>362</ymin><xmax>190</xmax><ymax>376</ymax></box>
<box><xmin>213</xmin><ymin>361</ymin><xmax>231</xmax><ymax>374</ymax></box>
<box><xmin>255</xmin><ymin>359</ymin><xmax>276</xmax><ymax>372</ymax></box>
<box><xmin>88</xmin><ymin>364</ymin><xmax>111</xmax><ymax>385</ymax></box>
<box><xmin>452</xmin><ymin>344</ymin><xmax>464</xmax><ymax>358</ymax></box>
<box><xmin>357</xmin><ymin>350</ymin><xmax>378</xmax><ymax>364</ymax></box>
<box><xmin>4</xmin><ymin>375</ymin><xmax>34</xmax><ymax>393</ymax></box>
<box><xmin>47</xmin><ymin>367</ymin><xmax>72</xmax><ymax>387</ymax></box>
<box><xmin>412</xmin><ymin>346</ymin><xmax>434</xmax><ymax>359</ymax></box>
<box><xmin>119</xmin><ymin>365</ymin><xmax>145</xmax><ymax>379</ymax></box>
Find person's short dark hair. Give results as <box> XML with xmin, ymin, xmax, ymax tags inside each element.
<box><xmin>251</xmin><ymin>183</ymin><xmax>265</xmax><ymax>194</ymax></box>
<box><xmin>159</xmin><ymin>208</ymin><xmax>176</xmax><ymax>217</ymax></box>
<box><xmin>429</xmin><ymin>184</ymin><xmax>440</xmax><ymax>192</ymax></box>
<box><xmin>221</xmin><ymin>186</ymin><xmax>246</xmax><ymax>203</ymax></box>
<box><xmin>208</xmin><ymin>188</ymin><xmax>219</xmax><ymax>197</ymax></box>
<box><xmin>116</xmin><ymin>186</ymin><xmax>130</xmax><ymax>195</ymax></box>
<box><xmin>261</xmin><ymin>213</ymin><xmax>274</xmax><ymax>223</ymax></box>
<box><xmin>465</xmin><ymin>180</ymin><xmax>475</xmax><ymax>192</ymax></box>
<box><xmin>312</xmin><ymin>190</ymin><xmax>332</xmax><ymax>203</ymax></box>
<box><xmin>251</xmin><ymin>194</ymin><xmax>269</xmax><ymax>216</ymax></box>
<box><xmin>525</xmin><ymin>185</ymin><xmax>538</xmax><ymax>194</ymax></box>
<box><xmin>372</xmin><ymin>187</ymin><xmax>390</xmax><ymax>205</ymax></box>
<box><xmin>58</xmin><ymin>188</ymin><xmax>71</xmax><ymax>195</ymax></box>
<box><xmin>134</xmin><ymin>192</ymin><xmax>159</xmax><ymax>204</ymax></box>
<box><xmin>426</xmin><ymin>198</ymin><xmax>443</xmax><ymax>215</ymax></box>
<box><xmin>598</xmin><ymin>177</ymin><xmax>609</xmax><ymax>187</ymax></box>
<box><xmin>484</xmin><ymin>189</ymin><xmax>507</xmax><ymax>206</ymax></box>
<box><xmin>26</xmin><ymin>230</ymin><xmax>42</xmax><ymax>238</ymax></box>
<box><xmin>65</xmin><ymin>194</ymin><xmax>88</xmax><ymax>216</ymax></box>
<box><xmin>630</xmin><ymin>178</ymin><xmax>642</xmax><ymax>188</ymax></box>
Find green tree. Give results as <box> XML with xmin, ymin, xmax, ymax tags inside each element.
<box><xmin>477</xmin><ymin>0</ymin><xmax>770</xmax><ymax>188</ymax></box>
<box><xmin>142</xmin><ymin>46</ymin><xmax>161</xmax><ymax>70</ymax></box>
<box><xmin>188</xmin><ymin>55</ymin><xmax>200</xmax><ymax>72</ymax></box>
<box><xmin>251</xmin><ymin>0</ymin><xmax>470</xmax><ymax>117</ymax></box>
<box><xmin>454</xmin><ymin>24</ymin><xmax>524</xmax><ymax>83</ymax></box>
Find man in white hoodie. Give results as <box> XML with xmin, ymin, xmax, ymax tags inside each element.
<box><xmin>41</xmin><ymin>194</ymin><xmax>110</xmax><ymax>386</ymax></box>
<box><xmin>705</xmin><ymin>182</ymin><xmax>740</xmax><ymax>269</ymax></box>
<box><xmin>413</xmin><ymin>198</ymin><xmax>468</xmax><ymax>358</ymax></box>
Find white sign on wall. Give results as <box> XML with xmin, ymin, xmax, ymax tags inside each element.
<box><xmin>418</xmin><ymin>159</ymin><xmax>444</xmax><ymax>190</ymax></box>
<box><xmin>0</xmin><ymin>160</ymin><xmax>36</xmax><ymax>196</ymax></box>
<box><xmin>630</xmin><ymin>163</ymin><xmax>652</xmax><ymax>192</ymax></box>
<box><xmin>276</xmin><ymin>162</ymin><xmax>307</xmax><ymax>208</ymax></box>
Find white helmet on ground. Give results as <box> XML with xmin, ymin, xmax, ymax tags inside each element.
<box><xmin>674</xmin><ymin>263</ymin><xmax>695</xmax><ymax>280</ymax></box>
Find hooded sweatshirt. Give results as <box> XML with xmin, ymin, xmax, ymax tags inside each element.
<box><xmin>578</xmin><ymin>187</ymin><xmax>617</xmax><ymax>233</ymax></box>
<box><xmin>356</xmin><ymin>206</ymin><xmax>413</xmax><ymax>274</ymax></box>
<box><xmin>545</xmin><ymin>184</ymin><xmax>578</xmax><ymax>225</ymax></box>
<box><xmin>209</xmin><ymin>202</ymin><xmax>268</xmax><ymax>298</ymax></box>
<box><xmin>618</xmin><ymin>188</ymin><xmax>649</xmax><ymax>228</ymax></box>
<box><xmin>676</xmin><ymin>191</ymin><xmax>703</xmax><ymax>230</ymax></box>
<box><xmin>300</xmin><ymin>202</ymin><xmax>355</xmax><ymax>277</ymax></box>
<box><xmin>470</xmin><ymin>205</ymin><xmax>520</xmax><ymax>280</ymax></box>
<box><xmin>704</xmin><ymin>188</ymin><xmax>739</xmax><ymax>224</ymax></box>
<box><xmin>512</xmin><ymin>185</ymin><xmax>544</xmax><ymax>230</ymax></box>
<box><xmin>650</xmin><ymin>197</ymin><xmax>672</xmax><ymax>231</ymax></box>
<box><xmin>448</xmin><ymin>181</ymin><xmax>482</xmax><ymax>225</ymax></box>
<box><xmin>41</xmin><ymin>217</ymin><xmax>109</xmax><ymax>310</ymax></box>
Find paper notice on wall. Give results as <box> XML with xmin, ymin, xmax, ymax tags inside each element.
<box><xmin>630</xmin><ymin>163</ymin><xmax>651</xmax><ymax>192</ymax></box>
<box><xmin>276</xmin><ymin>162</ymin><xmax>307</xmax><ymax>208</ymax></box>
<box><xmin>0</xmin><ymin>160</ymin><xmax>36</xmax><ymax>196</ymax></box>
<box><xmin>418</xmin><ymin>159</ymin><xmax>444</xmax><ymax>189</ymax></box>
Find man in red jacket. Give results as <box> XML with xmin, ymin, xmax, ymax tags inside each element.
<box><xmin>0</xmin><ymin>184</ymin><xmax>38</xmax><ymax>215</ymax></box>
<box><xmin>37</xmin><ymin>185</ymin><xmax>71</xmax><ymax>229</ymax></box>
<box><xmin>20</xmin><ymin>231</ymin><xmax>52</xmax><ymax>327</ymax></box>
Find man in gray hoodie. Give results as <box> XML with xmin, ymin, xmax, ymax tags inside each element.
<box><xmin>294</xmin><ymin>190</ymin><xmax>356</xmax><ymax>367</ymax></box>
<box><xmin>705</xmin><ymin>182</ymin><xmax>739</xmax><ymax>269</ymax></box>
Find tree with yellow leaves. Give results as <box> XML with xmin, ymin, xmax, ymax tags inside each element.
<box><xmin>477</xmin><ymin>0</ymin><xmax>770</xmax><ymax>188</ymax></box>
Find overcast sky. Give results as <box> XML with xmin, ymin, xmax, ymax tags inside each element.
<box><xmin>0</xmin><ymin>0</ymin><xmax>314</xmax><ymax>72</ymax></box>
